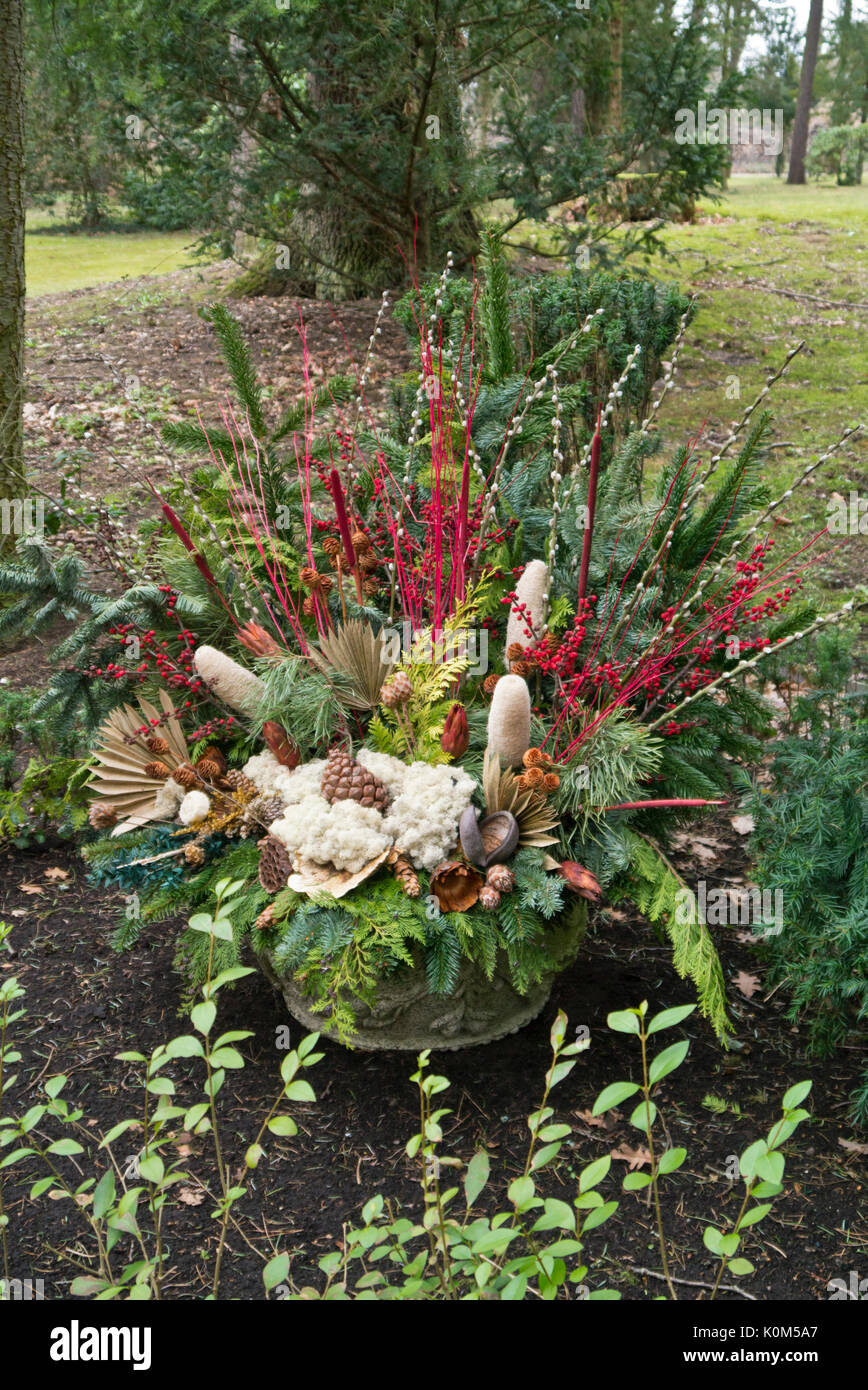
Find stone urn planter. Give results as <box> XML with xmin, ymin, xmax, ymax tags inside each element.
<box><xmin>255</xmin><ymin>900</ymin><xmax>587</xmax><ymax>1051</ymax></box>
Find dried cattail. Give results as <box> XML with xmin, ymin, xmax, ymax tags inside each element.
<box><xmin>486</xmin><ymin>674</ymin><xmax>531</xmax><ymax>768</ymax></box>
<box><xmin>506</xmin><ymin>559</ymin><xmax>548</xmax><ymax>663</ymax></box>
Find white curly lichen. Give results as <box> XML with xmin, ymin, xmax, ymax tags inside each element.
<box><xmin>193</xmin><ymin>645</ymin><xmax>265</xmax><ymax>715</ymax></box>
<box><xmin>179</xmin><ymin>790</ymin><xmax>211</xmax><ymax>826</ymax></box>
<box><xmin>505</xmin><ymin>558</ymin><xmax>549</xmax><ymax>664</ymax></box>
<box><xmin>486</xmin><ymin>673</ymin><xmax>531</xmax><ymax>768</ymax></box>
<box><xmin>382</xmin><ymin>762</ymin><xmax>476</xmax><ymax>872</ymax></box>
<box><xmin>153</xmin><ymin>776</ymin><xmax>185</xmax><ymax>820</ymax></box>
<box><xmin>269</xmin><ymin>795</ymin><xmax>390</xmax><ymax>874</ymax></box>
<box><xmin>242</xmin><ymin>751</ymin><xmax>326</xmax><ymax>804</ymax></box>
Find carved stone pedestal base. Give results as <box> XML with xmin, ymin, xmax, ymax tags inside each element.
<box><xmin>256</xmin><ymin>901</ymin><xmax>587</xmax><ymax>1051</ymax></box>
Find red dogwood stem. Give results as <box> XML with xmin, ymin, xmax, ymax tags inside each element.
<box><xmin>577</xmin><ymin>413</ymin><xmax>602</xmax><ymax>608</ymax></box>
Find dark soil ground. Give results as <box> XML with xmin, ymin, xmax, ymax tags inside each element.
<box><xmin>2</xmin><ymin>823</ymin><xmax>865</xmax><ymax>1303</ymax></box>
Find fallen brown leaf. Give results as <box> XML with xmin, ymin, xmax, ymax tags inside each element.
<box><xmin>610</xmin><ymin>1144</ymin><xmax>652</xmax><ymax>1171</ymax></box>
<box><xmin>19</xmin><ymin>883</ymin><xmax>44</xmax><ymax>895</ymax></box>
<box><xmin>733</xmin><ymin>970</ymin><xmax>760</xmax><ymax>1000</ymax></box>
<box><xmin>43</xmin><ymin>867</ymin><xmax>70</xmax><ymax>881</ymax></box>
<box><xmin>730</xmin><ymin>814</ymin><xmax>755</xmax><ymax>836</ymax></box>
<box><xmin>177</xmin><ymin>1186</ymin><xmax>206</xmax><ymax>1206</ymax></box>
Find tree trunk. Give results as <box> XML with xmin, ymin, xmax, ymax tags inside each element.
<box><xmin>607</xmin><ymin>2</ymin><xmax>623</xmax><ymax>132</ymax></box>
<box><xmin>0</xmin><ymin>0</ymin><xmax>26</xmax><ymax>523</ymax></box>
<box><xmin>788</xmin><ymin>0</ymin><xmax>824</xmax><ymax>184</ymax></box>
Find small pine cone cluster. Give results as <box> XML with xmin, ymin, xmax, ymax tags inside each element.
<box><xmin>518</xmin><ymin>766</ymin><xmax>545</xmax><ymax>790</ymax></box>
<box><xmin>300</xmin><ymin>567</ymin><xmax>333</xmax><ymax>597</ymax></box>
<box><xmin>88</xmin><ymin>802</ymin><xmax>118</xmax><ymax>831</ymax></box>
<box><xmin>322</xmin><ymin>536</ymin><xmax>342</xmax><ymax>566</ymax></box>
<box><xmin>486</xmin><ymin>863</ymin><xmax>514</xmax><ymax>894</ymax></box>
<box><xmin>243</xmin><ymin>794</ymin><xmax>285</xmax><ymax>834</ymax></box>
<box><xmin>523</xmin><ymin>747</ymin><xmax>552</xmax><ymax>769</ymax></box>
<box><xmin>222</xmin><ymin>769</ymin><xmax>257</xmax><ymax>796</ymax></box>
<box><xmin>184</xmin><ymin>841</ymin><xmax>206</xmax><ymax>868</ymax></box>
<box><xmin>255</xmin><ymin>903</ymin><xmax>277</xmax><ymax>932</ymax></box>
<box><xmin>174</xmin><ymin>763</ymin><xmax>199</xmax><ymax>789</ymax></box>
<box><xmin>479</xmin><ymin>883</ymin><xmax>501</xmax><ymax>910</ymax></box>
<box><xmin>387</xmin><ymin>848</ymin><xmax>421</xmax><ymax>898</ymax></box>
<box><xmin>482</xmin><ymin>673</ymin><xmax>501</xmax><ymax>697</ymax></box>
<box><xmin>144</xmin><ymin>760</ymin><xmax>170</xmax><ymax>780</ymax></box>
<box><xmin>380</xmin><ymin>672</ymin><xmax>413</xmax><ymax>708</ymax></box>
<box><xmin>146</xmin><ymin>736</ymin><xmax>170</xmax><ymax>755</ymax></box>
<box><xmin>321</xmin><ymin>747</ymin><xmax>390</xmax><ymax>810</ymax></box>
<box><xmin>258</xmin><ymin>835</ymin><xmax>293</xmax><ymax>894</ymax></box>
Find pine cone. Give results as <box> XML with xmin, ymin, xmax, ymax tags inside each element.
<box><xmin>88</xmin><ymin>802</ymin><xmax>118</xmax><ymax>831</ymax></box>
<box><xmin>510</xmin><ymin>659</ymin><xmax>532</xmax><ymax>678</ymax></box>
<box><xmin>387</xmin><ymin>848</ymin><xmax>421</xmax><ymax>898</ymax></box>
<box><xmin>244</xmin><ymin>795</ymin><xmax>285</xmax><ymax>833</ymax></box>
<box><xmin>479</xmin><ymin>884</ymin><xmax>501</xmax><ymax>910</ymax></box>
<box><xmin>351</xmin><ymin>529</ymin><xmax>372</xmax><ymax>553</ymax></box>
<box><xmin>322</xmin><ymin>536</ymin><xmax>341</xmax><ymax>561</ymax></box>
<box><xmin>302</xmin><ymin>596</ymin><xmax>316</xmax><ymax>617</ymax></box>
<box><xmin>146</xmin><ymin>736</ymin><xmax>170</xmax><ymax>755</ymax></box>
<box><xmin>143</xmin><ymin>760</ymin><xmax>171</xmax><ymax>780</ymax></box>
<box><xmin>194</xmin><ymin>758</ymin><xmax>222</xmax><ymax>783</ymax></box>
<box><xmin>380</xmin><ymin>672</ymin><xmax>412</xmax><ymax>708</ymax></box>
<box><xmin>486</xmin><ymin>864</ymin><xmax>515</xmax><ymax>894</ymax></box>
<box><xmin>174</xmin><ymin>763</ymin><xmax>199</xmax><ymax>789</ymax></box>
<box><xmin>320</xmin><ymin>747</ymin><xmax>390</xmax><ymax>810</ymax></box>
<box><xmin>542</xmin><ymin>772</ymin><xmax>560</xmax><ymax>794</ymax></box>
<box><xmin>482</xmin><ymin>673</ymin><xmax>501</xmax><ymax>696</ymax></box>
<box><xmin>523</xmin><ymin>747</ymin><xmax>550</xmax><ymax>769</ymax></box>
<box><xmin>255</xmin><ymin>903</ymin><xmax>277</xmax><ymax>931</ymax></box>
<box><xmin>258</xmin><ymin>835</ymin><xmax>293</xmax><ymax>894</ymax></box>
<box><xmin>506</xmin><ymin>642</ymin><xmax>526</xmax><ymax>661</ymax></box>
<box><xmin>184</xmin><ymin>841</ymin><xmax>206</xmax><ymax>867</ymax></box>
<box><xmin>363</xmin><ymin>576</ymin><xmax>381</xmax><ymax>597</ymax></box>
<box><xmin>223</xmin><ymin>769</ymin><xmax>257</xmax><ymax>796</ymax></box>
<box><xmin>196</xmin><ymin>745</ymin><xmax>227</xmax><ymax>774</ymax></box>
<box><xmin>518</xmin><ymin>767</ymin><xmax>545</xmax><ymax>790</ymax></box>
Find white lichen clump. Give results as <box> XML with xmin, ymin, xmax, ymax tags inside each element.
<box><xmin>179</xmin><ymin>790</ymin><xmax>210</xmax><ymax>826</ymax></box>
<box><xmin>382</xmin><ymin>762</ymin><xmax>476</xmax><ymax>872</ymax></box>
<box><xmin>249</xmin><ymin>746</ymin><xmax>474</xmax><ymax>874</ymax></box>
<box><xmin>154</xmin><ymin>777</ymin><xmax>185</xmax><ymax>820</ymax></box>
<box><xmin>269</xmin><ymin>796</ymin><xmax>390</xmax><ymax>874</ymax></box>
<box><xmin>243</xmin><ymin>751</ymin><xmax>326</xmax><ymax>804</ymax></box>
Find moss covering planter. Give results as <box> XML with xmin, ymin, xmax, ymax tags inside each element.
<box><xmin>255</xmin><ymin>899</ymin><xmax>587</xmax><ymax>1051</ymax></box>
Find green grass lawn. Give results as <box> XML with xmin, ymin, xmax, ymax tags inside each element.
<box><xmin>25</xmin><ymin>203</ymin><xmax>201</xmax><ymax>297</ymax></box>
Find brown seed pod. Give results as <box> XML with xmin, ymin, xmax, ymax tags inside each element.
<box><xmin>302</xmin><ymin>596</ymin><xmax>316</xmax><ymax>617</ymax></box>
<box><xmin>430</xmin><ymin>860</ymin><xmax>483</xmax><ymax>913</ymax></box>
<box><xmin>196</xmin><ymin>745</ymin><xmax>227</xmax><ymax>773</ymax></box>
<box><xmin>193</xmin><ymin>758</ymin><xmax>222</xmax><ymax>783</ymax></box>
<box><xmin>522</xmin><ymin>747</ymin><xmax>550</xmax><ymax>769</ymax></box>
<box><xmin>506</xmin><ymin>642</ymin><xmax>526</xmax><ymax>661</ymax></box>
<box><xmin>559</xmin><ymin>861</ymin><xmax>603</xmax><ymax>904</ymax></box>
<box><xmin>322</xmin><ymin>536</ymin><xmax>341</xmax><ymax>559</ymax></box>
<box><xmin>518</xmin><ymin>766</ymin><xmax>545</xmax><ymax>789</ymax></box>
<box><xmin>351</xmin><ymin>528</ymin><xmax>372</xmax><ymax>553</ymax></box>
<box><xmin>146</xmin><ymin>736</ymin><xmax>170</xmax><ymax>755</ymax></box>
<box><xmin>510</xmin><ymin>659</ymin><xmax>532</xmax><ymax>678</ymax></box>
<box><xmin>262</xmin><ymin>720</ymin><xmax>300</xmax><ymax>770</ymax></box>
<box><xmin>482</xmin><ymin>673</ymin><xmax>501</xmax><ymax>696</ymax></box>
<box><xmin>174</xmin><ymin>763</ymin><xmax>198</xmax><ymax>789</ymax></box>
<box><xmin>542</xmin><ymin>772</ymin><xmax>561</xmax><ymax>793</ymax></box>
<box><xmin>299</xmin><ymin>566</ymin><xmax>319</xmax><ymax>589</ymax></box>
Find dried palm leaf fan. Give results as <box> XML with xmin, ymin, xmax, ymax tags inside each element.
<box><xmin>88</xmin><ymin>690</ymin><xmax>192</xmax><ymax>836</ymax></box>
<box><xmin>310</xmin><ymin>619</ymin><xmax>394</xmax><ymax>710</ymax></box>
<box><xmin>482</xmin><ymin>749</ymin><xmax>560</xmax><ymax>850</ymax></box>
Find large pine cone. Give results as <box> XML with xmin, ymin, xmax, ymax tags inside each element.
<box><xmin>320</xmin><ymin>747</ymin><xmax>390</xmax><ymax>811</ymax></box>
<box><xmin>258</xmin><ymin>835</ymin><xmax>293</xmax><ymax>894</ymax></box>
